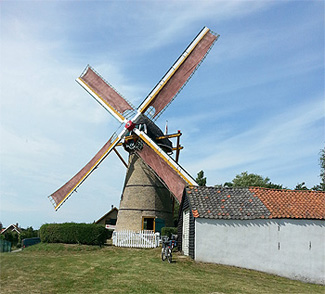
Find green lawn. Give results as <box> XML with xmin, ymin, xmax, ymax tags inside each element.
<box><xmin>0</xmin><ymin>243</ymin><xmax>323</xmax><ymax>294</ymax></box>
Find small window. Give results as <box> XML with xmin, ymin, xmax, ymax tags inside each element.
<box><xmin>142</xmin><ymin>217</ymin><xmax>155</xmax><ymax>231</ymax></box>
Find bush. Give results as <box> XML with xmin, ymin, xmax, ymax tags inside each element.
<box><xmin>40</xmin><ymin>223</ymin><xmax>108</xmax><ymax>246</ymax></box>
<box><xmin>161</xmin><ymin>227</ymin><xmax>177</xmax><ymax>238</ymax></box>
<box><xmin>106</xmin><ymin>229</ymin><xmax>113</xmax><ymax>239</ymax></box>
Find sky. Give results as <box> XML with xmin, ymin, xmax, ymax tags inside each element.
<box><xmin>0</xmin><ymin>1</ymin><xmax>324</xmax><ymax>229</ymax></box>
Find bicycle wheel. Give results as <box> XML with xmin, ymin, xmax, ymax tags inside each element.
<box><xmin>167</xmin><ymin>249</ymin><xmax>172</xmax><ymax>263</ymax></box>
<box><xmin>161</xmin><ymin>248</ymin><xmax>167</xmax><ymax>261</ymax></box>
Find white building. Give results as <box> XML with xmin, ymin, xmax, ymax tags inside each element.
<box><xmin>178</xmin><ymin>186</ymin><xmax>325</xmax><ymax>284</ymax></box>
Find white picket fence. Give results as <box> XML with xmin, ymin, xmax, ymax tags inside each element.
<box><xmin>112</xmin><ymin>230</ymin><xmax>160</xmax><ymax>248</ymax></box>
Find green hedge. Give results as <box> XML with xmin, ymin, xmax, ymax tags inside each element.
<box><xmin>161</xmin><ymin>227</ymin><xmax>177</xmax><ymax>238</ymax></box>
<box><xmin>40</xmin><ymin>223</ymin><xmax>108</xmax><ymax>246</ymax></box>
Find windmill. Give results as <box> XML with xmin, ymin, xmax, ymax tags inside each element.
<box><xmin>49</xmin><ymin>27</ymin><xmax>219</xmax><ymax>232</ymax></box>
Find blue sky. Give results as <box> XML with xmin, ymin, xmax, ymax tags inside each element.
<box><xmin>0</xmin><ymin>1</ymin><xmax>324</xmax><ymax>229</ymax></box>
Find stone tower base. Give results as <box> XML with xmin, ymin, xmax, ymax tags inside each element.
<box><xmin>115</xmin><ymin>153</ymin><xmax>174</xmax><ymax>232</ymax></box>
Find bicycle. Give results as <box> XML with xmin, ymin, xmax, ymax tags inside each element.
<box><xmin>161</xmin><ymin>235</ymin><xmax>177</xmax><ymax>263</ymax></box>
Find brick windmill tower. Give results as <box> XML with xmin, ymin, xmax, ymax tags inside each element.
<box><xmin>48</xmin><ymin>27</ymin><xmax>219</xmax><ymax>232</ymax></box>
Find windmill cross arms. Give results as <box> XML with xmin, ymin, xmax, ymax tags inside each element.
<box><xmin>76</xmin><ymin>66</ymin><xmax>135</xmax><ymax>124</ymax></box>
<box><xmin>49</xmin><ymin>26</ymin><xmax>217</xmax><ymax>210</ymax></box>
<box><xmin>137</xmin><ymin>27</ymin><xmax>219</xmax><ymax>120</ymax></box>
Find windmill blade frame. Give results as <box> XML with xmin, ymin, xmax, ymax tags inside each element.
<box><xmin>134</xmin><ymin>143</ymin><xmax>188</xmax><ymax>203</ymax></box>
<box><xmin>133</xmin><ymin>128</ymin><xmax>197</xmax><ymax>202</ymax></box>
<box><xmin>137</xmin><ymin>26</ymin><xmax>219</xmax><ymax>120</ymax></box>
<box><xmin>77</xmin><ymin>66</ymin><xmax>135</xmax><ymax>123</ymax></box>
<box><xmin>49</xmin><ymin>127</ymin><xmax>129</xmax><ymax>211</ymax></box>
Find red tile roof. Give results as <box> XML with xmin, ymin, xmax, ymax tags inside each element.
<box><xmin>249</xmin><ymin>187</ymin><xmax>325</xmax><ymax>219</ymax></box>
<box><xmin>185</xmin><ymin>186</ymin><xmax>325</xmax><ymax>220</ymax></box>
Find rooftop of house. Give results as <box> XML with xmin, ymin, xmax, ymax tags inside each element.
<box><xmin>185</xmin><ymin>186</ymin><xmax>325</xmax><ymax>220</ymax></box>
<box><xmin>95</xmin><ymin>207</ymin><xmax>118</xmax><ymax>224</ymax></box>
<box><xmin>0</xmin><ymin>223</ymin><xmax>22</xmax><ymax>234</ymax></box>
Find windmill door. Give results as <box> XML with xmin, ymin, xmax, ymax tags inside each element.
<box><xmin>182</xmin><ymin>209</ymin><xmax>190</xmax><ymax>256</ymax></box>
<box><xmin>155</xmin><ymin>218</ymin><xmax>165</xmax><ymax>234</ymax></box>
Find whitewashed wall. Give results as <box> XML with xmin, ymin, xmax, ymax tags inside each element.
<box><xmin>195</xmin><ymin>218</ymin><xmax>325</xmax><ymax>284</ymax></box>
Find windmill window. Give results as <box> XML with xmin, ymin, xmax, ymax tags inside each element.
<box><xmin>142</xmin><ymin>217</ymin><xmax>155</xmax><ymax>231</ymax></box>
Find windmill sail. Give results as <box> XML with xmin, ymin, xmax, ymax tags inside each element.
<box><xmin>133</xmin><ymin>128</ymin><xmax>197</xmax><ymax>202</ymax></box>
<box><xmin>136</xmin><ymin>143</ymin><xmax>188</xmax><ymax>203</ymax></box>
<box><xmin>77</xmin><ymin>66</ymin><xmax>134</xmax><ymax>123</ymax></box>
<box><xmin>138</xmin><ymin>27</ymin><xmax>219</xmax><ymax>119</ymax></box>
<box><xmin>49</xmin><ymin>135</ymin><xmax>120</xmax><ymax>210</ymax></box>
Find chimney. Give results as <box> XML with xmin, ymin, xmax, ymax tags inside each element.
<box><xmin>111</xmin><ymin>205</ymin><xmax>114</xmax><ymax>210</ymax></box>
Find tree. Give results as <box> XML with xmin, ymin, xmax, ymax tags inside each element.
<box><xmin>312</xmin><ymin>148</ymin><xmax>325</xmax><ymax>191</ymax></box>
<box><xmin>232</xmin><ymin>172</ymin><xmax>268</xmax><ymax>187</ymax></box>
<box><xmin>3</xmin><ymin>231</ymin><xmax>19</xmax><ymax>247</ymax></box>
<box><xmin>19</xmin><ymin>226</ymin><xmax>38</xmax><ymax>243</ymax></box>
<box><xmin>295</xmin><ymin>182</ymin><xmax>308</xmax><ymax>190</ymax></box>
<box><xmin>218</xmin><ymin>171</ymin><xmax>283</xmax><ymax>189</ymax></box>
<box><xmin>320</xmin><ymin>147</ymin><xmax>325</xmax><ymax>182</ymax></box>
<box><xmin>196</xmin><ymin>170</ymin><xmax>207</xmax><ymax>186</ymax></box>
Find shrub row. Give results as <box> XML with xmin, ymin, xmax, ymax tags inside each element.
<box><xmin>161</xmin><ymin>227</ymin><xmax>177</xmax><ymax>238</ymax></box>
<box><xmin>40</xmin><ymin>223</ymin><xmax>108</xmax><ymax>246</ymax></box>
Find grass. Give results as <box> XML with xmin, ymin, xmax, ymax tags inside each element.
<box><xmin>0</xmin><ymin>243</ymin><xmax>323</xmax><ymax>294</ymax></box>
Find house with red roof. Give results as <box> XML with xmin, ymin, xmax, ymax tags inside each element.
<box><xmin>178</xmin><ymin>186</ymin><xmax>325</xmax><ymax>284</ymax></box>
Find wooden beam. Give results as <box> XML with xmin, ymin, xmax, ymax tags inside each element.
<box><xmin>113</xmin><ymin>147</ymin><xmax>128</xmax><ymax>168</ymax></box>
<box><xmin>172</xmin><ymin>146</ymin><xmax>183</xmax><ymax>151</ymax></box>
<box><xmin>155</xmin><ymin>132</ymin><xmax>182</xmax><ymax>140</ymax></box>
<box><xmin>116</xmin><ymin>134</ymin><xmax>138</xmax><ymax>147</ymax></box>
<box><xmin>124</xmin><ymin>134</ymin><xmax>138</xmax><ymax>141</ymax></box>
<box><xmin>175</xmin><ymin>130</ymin><xmax>181</xmax><ymax>163</ymax></box>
